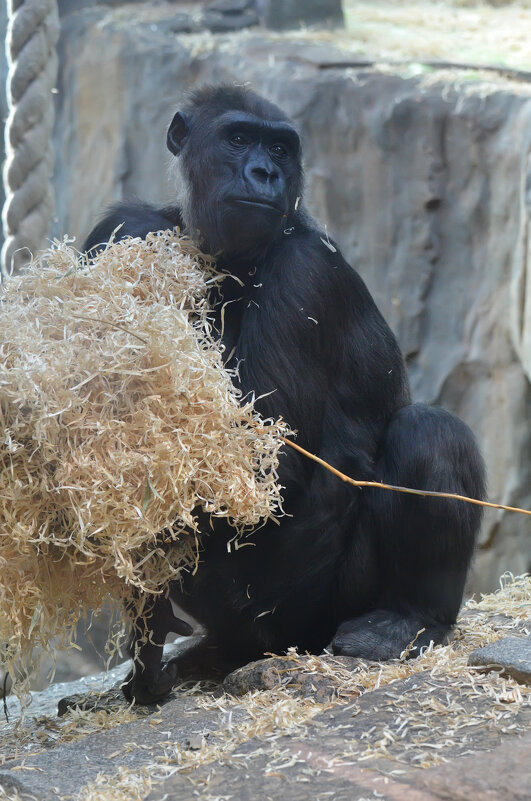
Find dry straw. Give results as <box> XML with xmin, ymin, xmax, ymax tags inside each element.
<box><xmin>0</xmin><ymin>232</ymin><xmax>288</xmax><ymax>697</ymax></box>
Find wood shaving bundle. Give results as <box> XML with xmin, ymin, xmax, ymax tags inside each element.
<box><xmin>0</xmin><ymin>232</ymin><xmax>288</xmax><ymax>695</ymax></box>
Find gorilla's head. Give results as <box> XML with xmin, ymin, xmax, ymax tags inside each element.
<box><xmin>167</xmin><ymin>86</ymin><xmax>303</xmax><ymax>261</ymax></box>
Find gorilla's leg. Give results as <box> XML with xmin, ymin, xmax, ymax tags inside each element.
<box><xmin>331</xmin><ymin>404</ymin><xmax>485</xmax><ymax>660</ymax></box>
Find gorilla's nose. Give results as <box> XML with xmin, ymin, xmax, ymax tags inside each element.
<box><xmin>244</xmin><ymin>155</ymin><xmax>281</xmax><ymax>192</ymax></box>
<box><xmin>250</xmin><ymin>165</ymin><xmax>279</xmax><ymax>185</ymax></box>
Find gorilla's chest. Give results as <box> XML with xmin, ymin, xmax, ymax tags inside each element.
<box><xmin>215</xmin><ymin>277</ymin><xmax>327</xmax><ymax>437</ymax></box>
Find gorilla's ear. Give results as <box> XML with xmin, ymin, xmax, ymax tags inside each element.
<box><xmin>167</xmin><ymin>112</ymin><xmax>189</xmax><ymax>155</ymax></box>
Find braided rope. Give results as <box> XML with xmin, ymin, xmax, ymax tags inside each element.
<box><xmin>1</xmin><ymin>0</ymin><xmax>59</xmax><ymax>276</ymax></box>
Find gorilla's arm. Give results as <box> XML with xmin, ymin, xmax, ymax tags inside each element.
<box><xmin>83</xmin><ymin>201</ymin><xmax>183</xmax><ymax>253</ymax></box>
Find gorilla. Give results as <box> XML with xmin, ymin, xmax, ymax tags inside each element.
<box><xmin>84</xmin><ymin>85</ymin><xmax>486</xmax><ymax>704</ymax></box>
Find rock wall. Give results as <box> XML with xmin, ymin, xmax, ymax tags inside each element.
<box><xmin>49</xmin><ymin>6</ymin><xmax>531</xmax><ymax>592</ymax></box>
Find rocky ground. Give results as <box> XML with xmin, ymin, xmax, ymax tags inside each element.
<box><xmin>0</xmin><ymin>575</ymin><xmax>529</xmax><ymax>801</ymax></box>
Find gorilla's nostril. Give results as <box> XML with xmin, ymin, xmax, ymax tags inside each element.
<box><xmin>251</xmin><ymin>167</ymin><xmax>272</xmax><ymax>184</ymax></box>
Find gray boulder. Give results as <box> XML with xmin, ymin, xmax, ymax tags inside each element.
<box><xmin>469</xmin><ymin>635</ymin><xmax>531</xmax><ymax>684</ymax></box>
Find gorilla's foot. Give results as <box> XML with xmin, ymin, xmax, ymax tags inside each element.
<box><xmin>328</xmin><ymin>610</ymin><xmax>452</xmax><ymax>661</ymax></box>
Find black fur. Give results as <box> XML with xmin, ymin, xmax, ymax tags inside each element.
<box><xmin>83</xmin><ymin>86</ymin><xmax>486</xmax><ymax>704</ymax></box>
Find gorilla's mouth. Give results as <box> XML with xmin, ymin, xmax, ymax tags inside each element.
<box><xmin>230</xmin><ymin>198</ymin><xmax>283</xmax><ymax>213</ymax></box>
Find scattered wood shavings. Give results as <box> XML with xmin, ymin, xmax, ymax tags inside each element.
<box><xmin>76</xmin><ymin>766</ymin><xmax>152</xmax><ymax>801</ymax></box>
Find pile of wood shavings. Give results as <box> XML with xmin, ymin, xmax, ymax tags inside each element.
<box><xmin>0</xmin><ymin>231</ymin><xmax>289</xmax><ymax>697</ymax></box>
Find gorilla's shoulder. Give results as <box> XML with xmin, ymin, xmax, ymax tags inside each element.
<box><xmin>83</xmin><ymin>202</ymin><xmax>184</xmax><ymax>254</ymax></box>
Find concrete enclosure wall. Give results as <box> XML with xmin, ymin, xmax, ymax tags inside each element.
<box><xmin>48</xmin><ymin>7</ymin><xmax>531</xmax><ymax>592</ymax></box>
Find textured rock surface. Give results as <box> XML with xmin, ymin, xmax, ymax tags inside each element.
<box><xmin>259</xmin><ymin>0</ymin><xmax>344</xmax><ymax>30</ymax></box>
<box><xmin>49</xmin><ymin>6</ymin><xmax>531</xmax><ymax>591</ymax></box>
<box><xmin>469</xmin><ymin>635</ymin><xmax>531</xmax><ymax>684</ymax></box>
<box><xmin>145</xmin><ymin>731</ymin><xmax>531</xmax><ymax>801</ymax></box>
<box><xmin>414</xmin><ymin>734</ymin><xmax>531</xmax><ymax>801</ymax></box>
<box><xmin>2</xmin><ymin>663</ymin><xmax>529</xmax><ymax>800</ymax></box>
<box><xmin>0</xmin><ymin>674</ymin><xmax>238</xmax><ymax>800</ymax></box>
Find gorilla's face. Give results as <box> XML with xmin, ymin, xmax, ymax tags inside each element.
<box><xmin>168</xmin><ymin>107</ymin><xmax>302</xmax><ymax>262</ymax></box>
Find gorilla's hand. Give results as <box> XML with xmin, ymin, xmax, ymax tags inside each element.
<box><xmin>122</xmin><ymin>658</ymin><xmax>180</xmax><ymax>705</ymax></box>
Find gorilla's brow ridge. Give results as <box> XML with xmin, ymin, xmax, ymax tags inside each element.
<box><xmin>214</xmin><ymin>112</ymin><xmax>300</xmax><ymax>147</ymax></box>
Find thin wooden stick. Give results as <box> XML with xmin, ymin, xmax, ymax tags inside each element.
<box><xmin>280</xmin><ymin>437</ymin><xmax>531</xmax><ymax>517</ymax></box>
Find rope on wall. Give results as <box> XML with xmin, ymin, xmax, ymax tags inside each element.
<box><xmin>1</xmin><ymin>0</ymin><xmax>59</xmax><ymax>276</ymax></box>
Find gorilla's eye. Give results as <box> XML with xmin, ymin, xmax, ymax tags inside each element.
<box><xmin>229</xmin><ymin>133</ymin><xmax>248</xmax><ymax>147</ymax></box>
<box><xmin>270</xmin><ymin>143</ymin><xmax>288</xmax><ymax>158</ymax></box>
